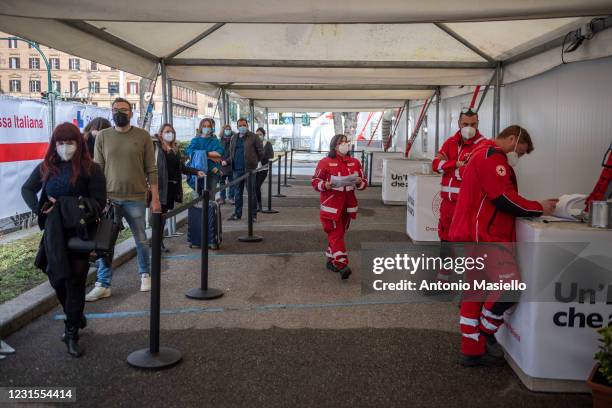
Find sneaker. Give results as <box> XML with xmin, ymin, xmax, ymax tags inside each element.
<box><xmin>460</xmin><ymin>353</ymin><xmax>506</xmax><ymax>367</ymax></box>
<box><xmin>85</xmin><ymin>283</ymin><xmax>111</xmax><ymax>302</ymax></box>
<box><xmin>484</xmin><ymin>333</ymin><xmax>504</xmax><ymax>358</ymax></box>
<box><xmin>140</xmin><ymin>274</ymin><xmax>151</xmax><ymax>292</ymax></box>
<box><xmin>216</xmin><ymin>198</ymin><xmax>226</xmax><ymax>205</ymax></box>
<box><xmin>326</xmin><ymin>260</ymin><xmax>339</xmax><ymax>273</ymax></box>
<box><xmin>227</xmin><ymin>215</ymin><xmax>241</xmax><ymax>221</ymax></box>
<box><xmin>338</xmin><ymin>266</ymin><xmax>352</xmax><ymax>280</ymax></box>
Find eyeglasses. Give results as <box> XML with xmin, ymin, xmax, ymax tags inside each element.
<box><xmin>112</xmin><ymin>108</ymin><xmax>130</xmax><ymax>114</ymax></box>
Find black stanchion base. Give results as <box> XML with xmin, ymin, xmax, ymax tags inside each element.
<box><xmin>282</xmin><ymin>184</ymin><xmax>292</xmax><ymax>188</ymax></box>
<box><xmin>273</xmin><ymin>194</ymin><xmax>286</xmax><ymax>198</ymax></box>
<box><xmin>260</xmin><ymin>209</ymin><xmax>279</xmax><ymax>214</ymax></box>
<box><xmin>288</xmin><ymin>176</ymin><xmax>297</xmax><ymax>179</ymax></box>
<box><xmin>185</xmin><ymin>287</ymin><xmax>224</xmax><ymax>300</ymax></box>
<box><xmin>238</xmin><ymin>234</ymin><xmax>263</xmax><ymax>242</ymax></box>
<box><xmin>127</xmin><ymin>347</ymin><xmax>182</xmax><ymax>370</ymax></box>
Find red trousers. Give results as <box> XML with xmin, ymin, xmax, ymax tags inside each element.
<box><xmin>460</xmin><ymin>245</ymin><xmax>519</xmax><ymax>356</ymax></box>
<box><xmin>321</xmin><ymin>211</ymin><xmax>351</xmax><ymax>269</ymax></box>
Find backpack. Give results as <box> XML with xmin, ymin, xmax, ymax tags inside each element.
<box><xmin>187</xmin><ymin>150</ymin><xmax>208</xmax><ymax>190</ymax></box>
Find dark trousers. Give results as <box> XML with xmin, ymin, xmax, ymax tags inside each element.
<box><xmin>233</xmin><ymin>170</ymin><xmax>257</xmax><ymax>219</ymax></box>
<box><xmin>255</xmin><ymin>169</ymin><xmax>268</xmax><ymax>209</ymax></box>
<box><xmin>50</xmin><ymin>253</ymin><xmax>89</xmax><ymax>327</ymax></box>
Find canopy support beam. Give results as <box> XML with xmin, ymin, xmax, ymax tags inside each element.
<box><xmin>165</xmin><ymin>23</ymin><xmax>225</xmax><ymax>59</ymax></box>
<box><xmin>434</xmin><ymin>23</ymin><xmax>495</xmax><ymax>64</ymax></box>
<box><xmin>492</xmin><ymin>62</ymin><xmax>502</xmax><ymax>136</ymax></box>
<box><xmin>166</xmin><ymin>59</ymin><xmax>495</xmax><ymax>69</ymax></box>
<box><xmin>167</xmin><ymin>79</ymin><xmax>174</xmax><ymax>125</ymax></box>
<box><xmin>161</xmin><ymin>59</ymin><xmax>169</xmax><ymax>123</ymax></box>
<box><xmin>229</xmin><ymin>84</ymin><xmax>436</xmax><ymax>91</ymax></box>
<box><xmin>435</xmin><ymin>87</ymin><xmax>440</xmax><ymax>153</ymax></box>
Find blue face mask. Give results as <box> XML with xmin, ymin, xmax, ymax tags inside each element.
<box><xmin>224</xmin><ymin>129</ymin><xmax>232</xmax><ymax>136</ymax></box>
<box><xmin>238</xmin><ymin>126</ymin><xmax>247</xmax><ymax>134</ymax></box>
<box><xmin>202</xmin><ymin>127</ymin><xmax>211</xmax><ymax>136</ymax></box>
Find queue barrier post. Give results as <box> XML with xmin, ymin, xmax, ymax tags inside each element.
<box><xmin>127</xmin><ymin>212</ymin><xmax>182</xmax><ymax>369</ymax></box>
<box><xmin>274</xmin><ymin>154</ymin><xmax>286</xmax><ymax>198</ymax></box>
<box><xmin>260</xmin><ymin>160</ymin><xmax>279</xmax><ymax>214</ymax></box>
<box><xmin>288</xmin><ymin>149</ymin><xmax>296</xmax><ymax>179</ymax></box>
<box><xmin>185</xmin><ymin>189</ymin><xmax>224</xmax><ymax>300</ymax></box>
<box><xmin>239</xmin><ymin>171</ymin><xmax>263</xmax><ymax>242</ymax></box>
<box><xmin>282</xmin><ymin>152</ymin><xmax>291</xmax><ymax>187</ymax></box>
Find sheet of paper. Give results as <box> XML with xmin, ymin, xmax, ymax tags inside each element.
<box><xmin>330</xmin><ymin>174</ymin><xmax>359</xmax><ymax>187</ymax></box>
<box><xmin>552</xmin><ymin>194</ymin><xmax>586</xmax><ymax>220</ymax></box>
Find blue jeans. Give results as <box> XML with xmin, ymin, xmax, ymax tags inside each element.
<box><xmin>233</xmin><ymin>170</ymin><xmax>257</xmax><ymax>219</ymax></box>
<box><xmin>220</xmin><ymin>174</ymin><xmax>234</xmax><ymax>200</ymax></box>
<box><xmin>96</xmin><ymin>200</ymin><xmax>149</xmax><ymax>288</ymax></box>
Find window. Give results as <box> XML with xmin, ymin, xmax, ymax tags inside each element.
<box><xmin>9</xmin><ymin>80</ymin><xmax>21</xmax><ymax>92</ymax></box>
<box><xmin>8</xmin><ymin>38</ymin><xmax>18</xmax><ymax>49</ymax></box>
<box><xmin>29</xmin><ymin>57</ymin><xmax>40</xmax><ymax>70</ymax></box>
<box><xmin>89</xmin><ymin>81</ymin><xmax>100</xmax><ymax>94</ymax></box>
<box><xmin>70</xmin><ymin>80</ymin><xmax>79</xmax><ymax>95</ymax></box>
<box><xmin>108</xmin><ymin>81</ymin><xmax>119</xmax><ymax>95</ymax></box>
<box><xmin>29</xmin><ymin>80</ymin><xmax>41</xmax><ymax>93</ymax></box>
<box><xmin>52</xmin><ymin>80</ymin><xmax>61</xmax><ymax>93</ymax></box>
<box><xmin>50</xmin><ymin>58</ymin><xmax>60</xmax><ymax>70</ymax></box>
<box><xmin>9</xmin><ymin>57</ymin><xmax>20</xmax><ymax>69</ymax></box>
<box><xmin>127</xmin><ymin>81</ymin><xmax>138</xmax><ymax>95</ymax></box>
<box><xmin>90</xmin><ymin>62</ymin><xmax>98</xmax><ymax>71</ymax></box>
<box><xmin>69</xmin><ymin>58</ymin><xmax>80</xmax><ymax>71</ymax></box>
<box><xmin>131</xmin><ymin>103</ymin><xmax>137</xmax><ymax>111</ymax></box>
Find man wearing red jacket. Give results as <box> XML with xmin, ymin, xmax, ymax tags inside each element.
<box><xmin>312</xmin><ymin>134</ymin><xmax>367</xmax><ymax>280</ymax></box>
<box><xmin>449</xmin><ymin>125</ymin><xmax>557</xmax><ymax>367</ymax></box>
<box><xmin>431</xmin><ymin>109</ymin><xmax>487</xmax><ymax>283</ymax></box>
<box><xmin>585</xmin><ymin>141</ymin><xmax>612</xmax><ymax>211</ymax></box>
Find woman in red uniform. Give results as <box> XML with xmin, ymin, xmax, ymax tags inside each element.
<box><xmin>312</xmin><ymin>134</ymin><xmax>367</xmax><ymax>280</ymax></box>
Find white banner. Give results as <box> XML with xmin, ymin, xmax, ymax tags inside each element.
<box><xmin>381</xmin><ymin>158</ymin><xmax>431</xmax><ymax>205</ymax></box>
<box><xmin>0</xmin><ymin>97</ymin><xmax>50</xmax><ymax>220</ymax></box>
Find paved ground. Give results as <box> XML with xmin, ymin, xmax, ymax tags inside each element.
<box><xmin>0</xmin><ymin>172</ymin><xmax>591</xmax><ymax>408</ymax></box>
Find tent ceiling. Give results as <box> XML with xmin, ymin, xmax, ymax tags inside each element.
<box><xmin>2</xmin><ymin>1</ymin><xmax>610</xmax><ymax>23</ymax></box>
<box><xmin>1</xmin><ymin>2</ymin><xmax>611</xmax><ymax>111</ymax></box>
<box><xmin>255</xmin><ymin>100</ymin><xmax>406</xmax><ymax>112</ymax></box>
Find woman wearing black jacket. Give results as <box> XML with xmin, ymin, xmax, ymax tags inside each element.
<box><xmin>255</xmin><ymin>127</ymin><xmax>274</xmax><ymax>212</ymax></box>
<box><xmin>21</xmin><ymin>122</ymin><xmax>106</xmax><ymax>358</ymax></box>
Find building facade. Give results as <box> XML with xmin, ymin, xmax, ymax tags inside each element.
<box><xmin>0</xmin><ymin>32</ymin><xmax>216</xmax><ymax>118</ymax></box>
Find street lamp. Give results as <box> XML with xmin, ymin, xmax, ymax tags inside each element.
<box><xmin>1</xmin><ymin>36</ymin><xmax>57</xmax><ymax>133</ymax></box>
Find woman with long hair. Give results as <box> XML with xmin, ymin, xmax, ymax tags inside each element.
<box><xmin>218</xmin><ymin>124</ymin><xmax>235</xmax><ymax>204</ymax></box>
<box><xmin>21</xmin><ymin>123</ymin><xmax>107</xmax><ymax>357</ymax></box>
<box><xmin>186</xmin><ymin>118</ymin><xmax>224</xmax><ymax>192</ymax></box>
<box><xmin>254</xmin><ymin>127</ymin><xmax>274</xmax><ymax>212</ymax></box>
<box><xmin>311</xmin><ymin>134</ymin><xmax>367</xmax><ymax>280</ymax></box>
<box><xmin>83</xmin><ymin>117</ymin><xmax>111</xmax><ymax>157</ymax></box>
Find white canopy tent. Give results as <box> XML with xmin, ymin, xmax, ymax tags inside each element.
<box><xmin>1</xmin><ymin>0</ymin><xmax>612</xmax><ymax>146</ymax></box>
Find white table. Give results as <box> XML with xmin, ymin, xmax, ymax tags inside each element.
<box><xmin>381</xmin><ymin>158</ymin><xmax>432</xmax><ymax>205</ymax></box>
<box><xmin>497</xmin><ymin>219</ymin><xmax>612</xmax><ymax>392</ymax></box>
<box><xmin>369</xmin><ymin>152</ymin><xmax>404</xmax><ymax>186</ymax></box>
<box><xmin>406</xmin><ymin>173</ymin><xmax>441</xmax><ymax>242</ymax></box>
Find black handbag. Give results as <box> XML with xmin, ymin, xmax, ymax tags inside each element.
<box><xmin>67</xmin><ymin>201</ymin><xmax>123</xmax><ymax>254</ymax></box>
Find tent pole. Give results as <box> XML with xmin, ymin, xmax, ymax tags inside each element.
<box><xmin>265</xmin><ymin>108</ymin><xmax>269</xmax><ymax>135</ymax></box>
<box><xmin>435</xmin><ymin>87</ymin><xmax>440</xmax><ymax>153</ymax></box>
<box><xmin>161</xmin><ymin>59</ymin><xmax>168</xmax><ymax>124</ymax></box>
<box><xmin>167</xmin><ymin>79</ymin><xmax>173</xmax><ymax>126</ymax></box>
<box><xmin>404</xmin><ymin>100</ymin><xmax>409</xmax><ymax>152</ymax></box>
<box><xmin>224</xmin><ymin>89</ymin><xmax>230</xmax><ymax>128</ymax></box>
<box><xmin>249</xmin><ymin>99</ymin><xmax>255</xmax><ymax>130</ymax></box>
<box><xmin>493</xmin><ymin>62</ymin><xmax>502</xmax><ymax>136</ymax></box>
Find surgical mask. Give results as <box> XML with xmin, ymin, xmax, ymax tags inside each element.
<box><xmin>460</xmin><ymin>126</ymin><xmax>476</xmax><ymax>140</ymax></box>
<box><xmin>162</xmin><ymin>132</ymin><xmax>174</xmax><ymax>143</ymax></box>
<box><xmin>338</xmin><ymin>142</ymin><xmax>350</xmax><ymax>155</ymax></box>
<box><xmin>91</xmin><ymin>130</ymin><xmax>99</xmax><ymax>137</ymax></box>
<box><xmin>56</xmin><ymin>144</ymin><xmax>77</xmax><ymax>161</ymax></box>
<box><xmin>202</xmin><ymin>127</ymin><xmax>212</xmax><ymax>136</ymax></box>
<box><xmin>506</xmin><ymin>128</ymin><xmax>522</xmax><ymax>167</ymax></box>
<box><xmin>224</xmin><ymin>129</ymin><xmax>232</xmax><ymax>137</ymax></box>
<box><xmin>238</xmin><ymin>126</ymin><xmax>247</xmax><ymax>134</ymax></box>
<box><xmin>113</xmin><ymin>111</ymin><xmax>130</xmax><ymax>127</ymax></box>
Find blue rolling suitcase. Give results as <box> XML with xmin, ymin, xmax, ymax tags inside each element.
<box><xmin>188</xmin><ymin>188</ymin><xmax>222</xmax><ymax>250</ymax></box>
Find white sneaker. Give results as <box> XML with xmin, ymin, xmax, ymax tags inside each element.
<box><xmin>85</xmin><ymin>283</ymin><xmax>111</xmax><ymax>302</ymax></box>
<box><xmin>140</xmin><ymin>274</ymin><xmax>151</xmax><ymax>292</ymax></box>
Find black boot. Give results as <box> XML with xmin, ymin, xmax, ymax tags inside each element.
<box><xmin>61</xmin><ymin>315</ymin><xmax>87</xmax><ymax>341</ymax></box>
<box><xmin>63</xmin><ymin>323</ymin><xmax>84</xmax><ymax>358</ymax></box>
<box><xmin>338</xmin><ymin>266</ymin><xmax>352</xmax><ymax>280</ymax></box>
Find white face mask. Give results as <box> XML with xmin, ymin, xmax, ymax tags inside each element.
<box><xmin>91</xmin><ymin>130</ymin><xmax>99</xmax><ymax>137</ymax></box>
<box><xmin>57</xmin><ymin>144</ymin><xmax>77</xmax><ymax>161</ymax></box>
<box><xmin>162</xmin><ymin>132</ymin><xmax>174</xmax><ymax>143</ymax></box>
<box><xmin>506</xmin><ymin>128</ymin><xmax>522</xmax><ymax>167</ymax></box>
<box><xmin>460</xmin><ymin>126</ymin><xmax>476</xmax><ymax>140</ymax></box>
<box><xmin>338</xmin><ymin>142</ymin><xmax>350</xmax><ymax>155</ymax></box>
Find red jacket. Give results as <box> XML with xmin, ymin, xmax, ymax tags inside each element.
<box><xmin>449</xmin><ymin>142</ymin><xmax>543</xmax><ymax>243</ymax></box>
<box><xmin>585</xmin><ymin>145</ymin><xmax>612</xmax><ymax>211</ymax></box>
<box><xmin>431</xmin><ymin>130</ymin><xmax>487</xmax><ymax>202</ymax></box>
<box><xmin>312</xmin><ymin>155</ymin><xmax>367</xmax><ymax>221</ymax></box>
